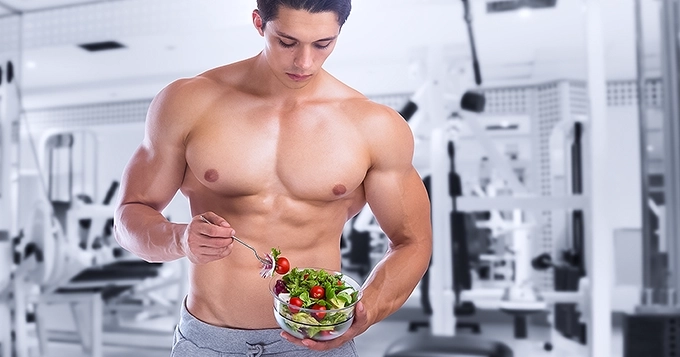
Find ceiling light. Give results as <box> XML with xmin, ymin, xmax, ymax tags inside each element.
<box><xmin>486</xmin><ymin>0</ymin><xmax>558</xmax><ymax>13</ymax></box>
<box><xmin>78</xmin><ymin>41</ymin><xmax>126</xmax><ymax>52</ymax></box>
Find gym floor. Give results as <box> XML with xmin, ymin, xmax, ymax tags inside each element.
<box><xmin>32</xmin><ymin>298</ymin><xmax>624</xmax><ymax>357</ymax></box>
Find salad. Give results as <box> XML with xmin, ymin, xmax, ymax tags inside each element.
<box><xmin>272</xmin><ymin>268</ymin><xmax>360</xmax><ymax>339</ymax></box>
<box><xmin>260</xmin><ymin>248</ymin><xmax>290</xmax><ymax>278</ymax></box>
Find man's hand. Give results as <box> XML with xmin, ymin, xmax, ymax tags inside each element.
<box><xmin>181</xmin><ymin>212</ymin><xmax>235</xmax><ymax>265</ymax></box>
<box><xmin>280</xmin><ymin>301</ymin><xmax>371</xmax><ymax>351</ymax></box>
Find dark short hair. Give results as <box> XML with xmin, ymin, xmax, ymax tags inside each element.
<box><xmin>256</xmin><ymin>0</ymin><xmax>351</xmax><ymax>29</ymax></box>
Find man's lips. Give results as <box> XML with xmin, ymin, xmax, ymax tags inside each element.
<box><xmin>287</xmin><ymin>73</ymin><xmax>312</xmax><ymax>81</ymax></box>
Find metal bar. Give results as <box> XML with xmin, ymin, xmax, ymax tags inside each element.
<box><xmin>429</xmin><ymin>127</ymin><xmax>455</xmax><ymax>337</ymax></box>
<box><xmin>585</xmin><ymin>0</ymin><xmax>612</xmax><ymax>355</ymax></box>
<box><xmin>635</xmin><ymin>0</ymin><xmax>653</xmax><ymax>292</ymax></box>
<box><xmin>461</xmin><ymin>0</ymin><xmax>482</xmax><ymax>85</ymax></box>
<box><xmin>661</xmin><ymin>0</ymin><xmax>680</xmax><ymax>302</ymax></box>
<box><xmin>457</xmin><ymin>195</ymin><xmax>588</xmax><ymax>212</ymax></box>
<box><xmin>91</xmin><ymin>293</ymin><xmax>103</xmax><ymax>357</ymax></box>
<box><xmin>0</xmin><ymin>1</ymin><xmax>21</xmax><ymax>14</ymax></box>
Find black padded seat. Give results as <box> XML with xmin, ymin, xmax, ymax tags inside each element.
<box><xmin>385</xmin><ymin>334</ymin><xmax>513</xmax><ymax>357</ymax></box>
<box><xmin>54</xmin><ymin>261</ymin><xmax>164</xmax><ymax>300</ymax></box>
<box><xmin>69</xmin><ymin>261</ymin><xmax>162</xmax><ymax>282</ymax></box>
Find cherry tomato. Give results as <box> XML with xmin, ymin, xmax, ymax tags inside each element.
<box><xmin>310</xmin><ymin>285</ymin><xmax>325</xmax><ymax>299</ymax></box>
<box><xmin>275</xmin><ymin>257</ymin><xmax>290</xmax><ymax>274</ymax></box>
<box><xmin>319</xmin><ymin>330</ymin><xmax>332</xmax><ymax>337</ymax></box>
<box><xmin>312</xmin><ymin>304</ymin><xmax>327</xmax><ymax>320</ymax></box>
<box><xmin>289</xmin><ymin>297</ymin><xmax>303</xmax><ymax>314</ymax></box>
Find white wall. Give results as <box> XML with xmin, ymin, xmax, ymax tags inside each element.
<box><xmin>605</xmin><ymin>106</ymin><xmax>642</xmax><ymax>229</ymax></box>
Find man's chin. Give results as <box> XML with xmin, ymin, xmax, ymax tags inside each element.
<box><xmin>280</xmin><ymin>79</ymin><xmax>311</xmax><ymax>90</ymax></box>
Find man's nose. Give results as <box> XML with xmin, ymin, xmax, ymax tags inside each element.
<box><xmin>294</xmin><ymin>46</ymin><xmax>313</xmax><ymax>70</ymax></box>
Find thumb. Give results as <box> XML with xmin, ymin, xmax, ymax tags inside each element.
<box><xmin>354</xmin><ymin>301</ymin><xmax>368</xmax><ymax>322</ymax></box>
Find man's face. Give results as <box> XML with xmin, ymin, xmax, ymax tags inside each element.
<box><xmin>254</xmin><ymin>7</ymin><xmax>341</xmax><ymax>89</ymax></box>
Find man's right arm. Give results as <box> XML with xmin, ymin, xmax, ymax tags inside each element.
<box><xmin>114</xmin><ymin>78</ymin><xmax>222</xmax><ymax>263</ymax></box>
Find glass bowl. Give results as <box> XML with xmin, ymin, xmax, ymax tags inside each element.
<box><xmin>269</xmin><ymin>268</ymin><xmax>362</xmax><ymax>341</ymax></box>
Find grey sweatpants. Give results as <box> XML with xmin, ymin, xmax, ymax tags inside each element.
<box><xmin>171</xmin><ymin>299</ymin><xmax>359</xmax><ymax>356</ymax></box>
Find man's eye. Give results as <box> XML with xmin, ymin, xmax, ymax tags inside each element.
<box><xmin>314</xmin><ymin>42</ymin><xmax>331</xmax><ymax>49</ymax></box>
<box><xmin>279</xmin><ymin>40</ymin><xmax>295</xmax><ymax>48</ymax></box>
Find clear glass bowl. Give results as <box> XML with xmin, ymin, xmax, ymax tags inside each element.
<box><xmin>269</xmin><ymin>268</ymin><xmax>361</xmax><ymax>341</ymax></box>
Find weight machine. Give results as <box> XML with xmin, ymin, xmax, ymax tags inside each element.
<box><xmin>0</xmin><ymin>57</ymin><xmax>185</xmax><ymax>356</ymax></box>
<box><xmin>384</xmin><ymin>1</ymin><xmax>598</xmax><ymax>354</ymax></box>
<box><xmin>0</xmin><ymin>55</ymin><xmax>20</xmax><ymax>357</ymax></box>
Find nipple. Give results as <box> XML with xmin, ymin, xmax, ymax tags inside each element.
<box><xmin>332</xmin><ymin>184</ymin><xmax>347</xmax><ymax>196</ymax></box>
<box><xmin>204</xmin><ymin>169</ymin><xmax>219</xmax><ymax>183</ymax></box>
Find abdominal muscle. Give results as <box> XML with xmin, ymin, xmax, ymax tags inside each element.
<box><xmin>184</xmin><ymin>209</ymin><xmax>348</xmax><ymax>329</ymax></box>
<box><xmin>179</xmin><ymin>143</ymin><xmax>367</xmax><ymax>328</ymax></box>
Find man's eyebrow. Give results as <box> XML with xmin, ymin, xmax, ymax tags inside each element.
<box><xmin>275</xmin><ymin>31</ymin><xmax>337</xmax><ymax>42</ymax></box>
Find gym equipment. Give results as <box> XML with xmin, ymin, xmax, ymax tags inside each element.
<box><xmin>0</xmin><ymin>55</ymin><xmax>21</xmax><ymax>357</ymax></box>
<box><xmin>385</xmin><ymin>124</ymin><xmax>513</xmax><ymax>357</ymax></box>
<box><xmin>5</xmin><ymin>127</ymin><xmax>185</xmax><ymax>357</ymax></box>
<box><xmin>342</xmin><ymin>204</ymin><xmax>391</xmax><ymax>282</ymax></box>
<box><xmin>386</xmin><ymin>3</ymin><xmax>516</xmax><ymax>352</ymax></box>
<box><xmin>461</xmin><ymin>0</ymin><xmax>482</xmax><ymax>86</ymax></box>
<box><xmin>621</xmin><ymin>0</ymin><xmax>680</xmax><ymax>354</ymax></box>
<box><xmin>623</xmin><ymin>313</ymin><xmax>680</xmax><ymax>357</ymax></box>
<box><xmin>342</xmin><ymin>214</ymin><xmax>373</xmax><ymax>282</ymax></box>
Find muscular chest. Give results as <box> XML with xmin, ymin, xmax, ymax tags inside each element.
<box><xmin>184</xmin><ymin>107</ymin><xmax>370</xmax><ymax>201</ymax></box>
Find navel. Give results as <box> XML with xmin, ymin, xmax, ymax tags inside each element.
<box><xmin>204</xmin><ymin>169</ymin><xmax>219</xmax><ymax>183</ymax></box>
<box><xmin>332</xmin><ymin>184</ymin><xmax>347</xmax><ymax>196</ymax></box>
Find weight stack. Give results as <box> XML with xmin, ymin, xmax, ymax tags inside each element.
<box><xmin>553</xmin><ymin>265</ymin><xmax>587</xmax><ymax>344</ymax></box>
<box><xmin>624</xmin><ymin>313</ymin><xmax>680</xmax><ymax>357</ymax></box>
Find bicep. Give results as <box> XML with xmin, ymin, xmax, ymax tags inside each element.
<box><xmin>364</xmin><ymin>166</ymin><xmax>431</xmax><ymax>246</ymax></box>
<box><xmin>118</xmin><ymin>140</ymin><xmax>186</xmax><ymax>212</ymax></box>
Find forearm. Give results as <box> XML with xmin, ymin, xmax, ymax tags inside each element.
<box><xmin>360</xmin><ymin>238</ymin><xmax>431</xmax><ymax>324</ymax></box>
<box><xmin>114</xmin><ymin>202</ymin><xmax>187</xmax><ymax>262</ymax></box>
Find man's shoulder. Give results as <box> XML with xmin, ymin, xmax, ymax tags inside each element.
<box><xmin>146</xmin><ymin>75</ymin><xmax>226</xmax><ymax>133</ymax></box>
<box><xmin>163</xmin><ymin>71</ymin><xmax>230</xmax><ymax>100</ymax></box>
<box><xmin>326</xmin><ymin>84</ymin><xmax>394</xmax><ymax>118</ymax></box>
<box><xmin>153</xmin><ymin>64</ymin><xmax>244</xmax><ymax>114</ymax></box>
<box><xmin>339</xmin><ymin>94</ymin><xmax>402</xmax><ymax>124</ymax></box>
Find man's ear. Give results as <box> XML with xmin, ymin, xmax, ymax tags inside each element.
<box><xmin>252</xmin><ymin>9</ymin><xmax>265</xmax><ymax>36</ymax></box>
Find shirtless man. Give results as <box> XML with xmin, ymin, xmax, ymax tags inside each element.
<box><xmin>114</xmin><ymin>0</ymin><xmax>432</xmax><ymax>355</ymax></box>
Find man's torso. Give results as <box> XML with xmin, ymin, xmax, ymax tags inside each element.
<box><xmin>178</xmin><ymin>61</ymin><xmax>375</xmax><ymax>328</ymax></box>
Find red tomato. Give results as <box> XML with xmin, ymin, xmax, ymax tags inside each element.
<box><xmin>289</xmin><ymin>297</ymin><xmax>303</xmax><ymax>314</ymax></box>
<box><xmin>319</xmin><ymin>330</ymin><xmax>332</xmax><ymax>337</ymax></box>
<box><xmin>310</xmin><ymin>285</ymin><xmax>325</xmax><ymax>299</ymax></box>
<box><xmin>312</xmin><ymin>304</ymin><xmax>327</xmax><ymax>320</ymax></box>
<box><xmin>275</xmin><ymin>257</ymin><xmax>290</xmax><ymax>274</ymax></box>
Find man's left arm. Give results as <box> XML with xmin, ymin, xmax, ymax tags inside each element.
<box><xmin>356</xmin><ymin>109</ymin><xmax>433</xmax><ymax>324</ymax></box>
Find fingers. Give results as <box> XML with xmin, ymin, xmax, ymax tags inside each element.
<box><xmin>200</xmin><ymin>211</ymin><xmax>232</xmax><ymax>229</ymax></box>
<box><xmin>280</xmin><ymin>332</ymin><xmax>348</xmax><ymax>351</ymax></box>
<box><xmin>184</xmin><ymin>212</ymin><xmax>236</xmax><ymax>264</ymax></box>
<box><xmin>280</xmin><ymin>301</ymin><xmax>370</xmax><ymax>351</ymax></box>
<box><xmin>198</xmin><ymin>212</ymin><xmax>235</xmax><ymax>237</ymax></box>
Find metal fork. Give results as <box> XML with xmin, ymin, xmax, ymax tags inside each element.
<box><xmin>199</xmin><ymin>215</ymin><xmax>271</xmax><ymax>265</ymax></box>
